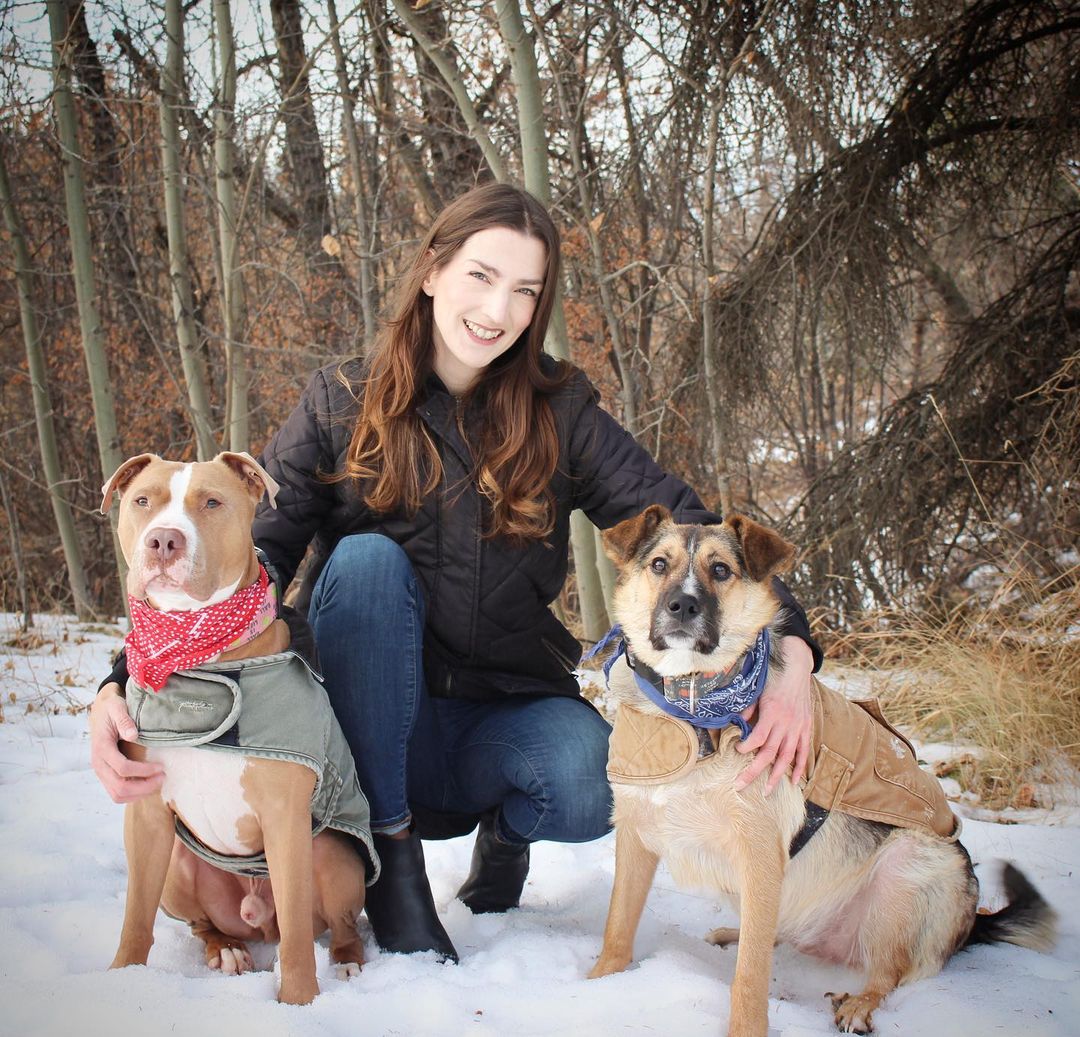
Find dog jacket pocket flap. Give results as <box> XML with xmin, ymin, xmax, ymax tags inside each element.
<box><xmin>607</xmin><ymin>705</ymin><xmax>699</xmax><ymax>785</ymax></box>
<box><xmin>128</xmin><ymin>669</ymin><xmax>241</xmax><ymax>746</ymax></box>
<box><xmin>804</xmin><ymin>745</ymin><xmax>854</xmax><ymax>810</ymax></box>
<box><xmin>857</xmin><ymin>699</ymin><xmax>957</xmax><ymax>838</ymax></box>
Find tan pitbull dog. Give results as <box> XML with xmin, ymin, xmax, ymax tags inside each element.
<box><xmin>101</xmin><ymin>452</ymin><xmax>367</xmax><ymax>1005</ymax></box>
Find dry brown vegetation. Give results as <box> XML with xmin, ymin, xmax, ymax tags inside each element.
<box><xmin>826</xmin><ymin>575</ymin><xmax>1080</xmax><ymax>808</ymax></box>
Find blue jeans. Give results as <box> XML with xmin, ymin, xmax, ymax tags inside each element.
<box><xmin>307</xmin><ymin>534</ymin><xmax>613</xmax><ymax>844</ymax></box>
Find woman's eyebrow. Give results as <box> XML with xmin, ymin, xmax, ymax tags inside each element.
<box><xmin>467</xmin><ymin>258</ymin><xmax>544</xmax><ymax>287</ymax></box>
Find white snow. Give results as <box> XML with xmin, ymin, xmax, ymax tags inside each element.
<box><xmin>1</xmin><ymin>613</ymin><xmax>1077</xmax><ymax>1037</ymax></box>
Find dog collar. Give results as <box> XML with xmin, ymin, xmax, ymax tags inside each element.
<box><xmin>586</xmin><ymin>626</ymin><xmax>770</xmax><ymax>739</ymax></box>
<box><xmin>126</xmin><ymin>565</ymin><xmax>274</xmax><ymax>692</ymax></box>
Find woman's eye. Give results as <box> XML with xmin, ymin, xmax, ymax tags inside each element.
<box><xmin>712</xmin><ymin>562</ymin><xmax>731</xmax><ymax>581</ymax></box>
<box><xmin>651</xmin><ymin>557</ymin><xmax>667</xmax><ymax>574</ymax></box>
<box><xmin>469</xmin><ymin>270</ymin><xmax>490</xmax><ymax>282</ymax></box>
<box><xmin>517</xmin><ymin>286</ymin><xmax>537</xmax><ymax>298</ymax></box>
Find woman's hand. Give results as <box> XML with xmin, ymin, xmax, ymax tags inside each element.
<box><xmin>734</xmin><ymin>635</ymin><xmax>814</xmax><ymax>795</ymax></box>
<box><xmin>89</xmin><ymin>683</ymin><xmax>164</xmax><ymax>803</ymax></box>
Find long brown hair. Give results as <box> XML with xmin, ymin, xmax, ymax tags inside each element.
<box><xmin>341</xmin><ymin>183</ymin><xmax>571</xmax><ymax>540</ymax></box>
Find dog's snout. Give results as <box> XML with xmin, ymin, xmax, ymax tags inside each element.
<box><xmin>666</xmin><ymin>591</ymin><xmax>700</xmax><ymax>621</ymax></box>
<box><xmin>145</xmin><ymin>526</ymin><xmax>187</xmax><ymax>563</ymax></box>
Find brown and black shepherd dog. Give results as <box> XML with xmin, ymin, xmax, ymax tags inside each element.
<box><xmin>588</xmin><ymin>505</ymin><xmax>1057</xmax><ymax>1036</ymax></box>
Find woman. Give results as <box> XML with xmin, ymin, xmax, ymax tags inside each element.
<box><xmin>91</xmin><ymin>183</ymin><xmax>820</xmax><ymax>963</ymax></box>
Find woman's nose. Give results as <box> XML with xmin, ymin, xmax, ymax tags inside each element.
<box><xmin>481</xmin><ymin>289</ymin><xmax>512</xmax><ymax>325</ymax></box>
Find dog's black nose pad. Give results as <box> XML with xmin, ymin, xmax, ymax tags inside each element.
<box><xmin>667</xmin><ymin>592</ymin><xmax>700</xmax><ymax>619</ymax></box>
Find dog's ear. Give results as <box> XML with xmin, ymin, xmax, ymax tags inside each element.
<box><xmin>602</xmin><ymin>505</ymin><xmax>672</xmax><ymax>565</ymax></box>
<box><xmin>217</xmin><ymin>452</ymin><xmax>280</xmax><ymax>509</ymax></box>
<box><xmin>726</xmin><ymin>513</ymin><xmax>796</xmax><ymax>581</ymax></box>
<box><xmin>100</xmin><ymin>454</ymin><xmax>159</xmax><ymax>514</ymax></box>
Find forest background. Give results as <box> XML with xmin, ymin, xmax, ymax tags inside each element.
<box><xmin>1</xmin><ymin>1</ymin><xmax>1077</xmax><ymax>801</ymax></box>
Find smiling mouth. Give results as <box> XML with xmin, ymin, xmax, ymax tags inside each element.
<box><xmin>463</xmin><ymin>318</ymin><xmax>502</xmax><ymax>342</ymax></box>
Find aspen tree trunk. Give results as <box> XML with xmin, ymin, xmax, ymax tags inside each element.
<box><xmin>701</xmin><ymin>98</ymin><xmax>733</xmax><ymax>515</ymax></box>
<box><xmin>162</xmin><ymin>0</ymin><xmax>217</xmax><ymax>460</ymax></box>
<box><xmin>47</xmin><ymin>0</ymin><xmax>126</xmax><ymax>603</ymax></box>
<box><xmin>526</xmin><ymin>1</ymin><xmax>638</xmax><ymax>436</ymax></box>
<box><xmin>368</xmin><ymin>0</ymin><xmax>441</xmax><ymax>217</ymax></box>
<box><xmin>213</xmin><ymin>0</ymin><xmax>249</xmax><ymax>451</ymax></box>
<box><xmin>63</xmin><ymin>1</ymin><xmax>149</xmax><ymax>350</ymax></box>
<box><xmin>392</xmin><ymin>0</ymin><xmax>508</xmax><ymax>182</ymax></box>
<box><xmin>0</xmin><ymin>471</ymin><xmax>31</xmax><ymax>631</ymax></box>
<box><xmin>328</xmin><ymin>0</ymin><xmax>377</xmax><ymax>345</ymax></box>
<box><xmin>494</xmin><ymin>0</ymin><xmax>609</xmax><ymax>638</ymax></box>
<box><xmin>0</xmin><ymin>140</ymin><xmax>93</xmax><ymax>620</ymax></box>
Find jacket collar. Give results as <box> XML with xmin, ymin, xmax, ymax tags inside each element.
<box><xmin>416</xmin><ymin>372</ymin><xmax>474</xmax><ymax>469</ymax></box>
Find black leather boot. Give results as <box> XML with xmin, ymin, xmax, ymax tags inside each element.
<box><xmin>456</xmin><ymin>812</ymin><xmax>531</xmax><ymax>914</ymax></box>
<box><xmin>364</xmin><ymin>829</ymin><xmax>458</xmax><ymax>962</ymax></box>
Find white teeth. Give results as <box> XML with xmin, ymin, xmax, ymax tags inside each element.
<box><xmin>464</xmin><ymin>318</ymin><xmax>500</xmax><ymax>341</ymax></box>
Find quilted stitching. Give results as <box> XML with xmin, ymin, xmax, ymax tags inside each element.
<box><xmin>607</xmin><ymin>705</ymin><xmax>698</xmax><ymax>784</ymax></box>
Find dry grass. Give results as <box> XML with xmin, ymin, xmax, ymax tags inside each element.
<box><xmin>824</xmin><ymin>574</ymin><xmax>1080</xmax><ymax>809</ymax></box>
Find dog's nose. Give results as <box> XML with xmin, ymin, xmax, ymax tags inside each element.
<box><xmin>144</xmin><ymin>526</ymin><xmax>186</xmax><ymax>563</ymax></box>
<box><xmin>666</xmin><ymin>591</ymin><xmax>701</xmax><ymax>621</ymax></box>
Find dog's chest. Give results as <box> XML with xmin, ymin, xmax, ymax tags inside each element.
<box><xmin>148</xmin><ymin>746</ymin><xmax>261</xmax><ymax>856</ymax></box>
<box><xmin>613</xmin><ymin>757</ymin><xmax>748</xmax><ymax>892</ymax></box>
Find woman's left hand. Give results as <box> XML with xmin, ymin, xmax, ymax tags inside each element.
<box><xmin>733</xmin><ymin>635</ymin><xmax>814</xmax><ymax>795</ymax></box>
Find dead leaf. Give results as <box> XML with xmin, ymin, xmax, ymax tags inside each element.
<box><xmin>1011</xmin><ymin>783</ymin><xmax>1038</xmax><ymax>809</ymax></box>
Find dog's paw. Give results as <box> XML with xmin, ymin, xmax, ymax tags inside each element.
<box><xmin>705</xmin><ymin>926</ymin><xmax>740</xmax><ymax>947</ymax></box>
<box><xmin>209</xmin><ymin>944</ymin><xmax>255</xmax><ymax>976</ymax></box>
<box><xmin>826</xmin><ymin>991</ymin><xmax>878</xmax><ymax>1034</ymax></box>
<box><xmin>335</xmin><ymin>961</ymin><xmax>362</xmax><ymax>980</ymax></box>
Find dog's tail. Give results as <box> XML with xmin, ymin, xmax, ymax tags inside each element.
<box><xmin>966</xmin><ymin>862</ymin><xmax>1058</xmax><ymax>953</ymax></box>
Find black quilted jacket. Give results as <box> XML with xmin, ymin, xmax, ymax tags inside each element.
<box><xmin>253</xmin><ymin>358</ymin><xmax>820</xmax><ymax>701</ymax></box>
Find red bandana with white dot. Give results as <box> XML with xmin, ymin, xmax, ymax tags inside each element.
<box><xmin>126</xmin><ymin>566</ymin><xmax>274</xmax><ymax>692</ymax></box>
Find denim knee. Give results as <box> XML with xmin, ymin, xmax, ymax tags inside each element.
<box><xmin>499</xmin><ymin>706</ymin><xmax>614</xmax><ymax>845</ymax></box>
<box><xmin>310</xmin><ymin>534</ymin><xmax>422</xmax><ymax>618</ymax></box>
<box><xmin>556</xmin><ymin>737</ymin><xmax>614</xmax><ymax>843</ymax></box>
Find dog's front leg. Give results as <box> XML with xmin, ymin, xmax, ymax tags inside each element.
<box><xmin>727</xmin><ymin>833</ymin><xmax>785</xmax><ymax>1037</ymax></box>
<box><xmin>589</xmin><ymin>821</ymin><xmax>659</xmax><ymax>978</ymax></box>
<box><xmin>251</xmin><ymin>760</ymin><xmax>319</xmax><ymax>1005</ymax></box>
<box><xmin>112</xmin><ymin>793</ymin><xmax>176</xmax><ymax>968</ymax></box>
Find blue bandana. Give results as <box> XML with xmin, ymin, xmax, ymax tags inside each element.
<box><xmin>584</xmin><ymin>626</ymin><xmax>771</xmax><ymax>740</ymax></box>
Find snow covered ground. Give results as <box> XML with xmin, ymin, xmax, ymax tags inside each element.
<box><xmin>1</xmin><ymin>612</ymin><xmax>1076</xmax><ymax>1037</ymax></box>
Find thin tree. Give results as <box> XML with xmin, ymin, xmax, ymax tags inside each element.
<box><xmin>494</xmin><ymin>0</ymin><xmax>610</xmax><ymax>636</ymax></box>
<box><xmin>0</xmin><ymin>137</ymin><xmax>93</xmax><ymax>620</ymax></box>
<box><xmin>392</xmin><ymin>0</ymin><xmax>509</xmax><ymax>182</ymax></box>
<box><xmin>161</xmin><ymin>0</ymin><xmax>218</xmax><ymax>460</ymax></box>
<box><xmin>46</xmin><ymin>0</ymin><xmax>125</xmax><ymax>600</ymax></box>
<box><xmin>328</xmin><ymin>0</ymin><xmax>377</xmax><ymax>344</ymax></box>
<box><xmin>269</xmin><ymin>0</ymin><xmax>336</xmax><ymax>261</ymax></box>
<box><xmin>0</xmin><ymin>471</ymin><xmax>31</xmax><ymax>630</ymax></box>
<box><xmin>212</xmin><ymin>0</ymin><xmax>250</xmax><ymax>451</ymax></box>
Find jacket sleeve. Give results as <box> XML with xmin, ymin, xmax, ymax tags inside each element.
<box><xmin>566</xmin><ymin>375</ymin><xmax>822</xmax><ymax>671</ymax></box>
<box><xmin>252</xmin><ymin>366</ymin><xmax>343</xmax><ymax>591</ymax></box>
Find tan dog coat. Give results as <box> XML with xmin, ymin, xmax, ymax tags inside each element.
<box><xmin>606</xmin><ymin>660</ymin><xmax>957</xmax><ymax>841</ymax></box>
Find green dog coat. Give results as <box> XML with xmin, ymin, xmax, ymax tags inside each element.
<box><xmin>126</xmin><ymin>651</ymin><xmax>379</xmax><ymax>881</ymax></box>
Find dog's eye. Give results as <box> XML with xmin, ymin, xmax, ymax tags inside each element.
<box><xmin>134</xmin><ymin>496</ymin><xmax>149</xmax><ymax>508</ymax></box>
<box><xmin>205</xmin><ymin>498</ymin><xmax>222</xmax><ymax>509</ymax></box>
<box><xmin>712</xmin><ymin>562</ymin><xmax>732</xmax><ymax>581</ymax></box>
<box><xmin>651</xmin><ymin>557</ymin><xmax>667</xmax><ymax>574</ymax></box>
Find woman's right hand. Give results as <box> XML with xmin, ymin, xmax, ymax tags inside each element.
<box><xmin>90</xmin><ymin>683</ymin><xmax>165</xmax><ymax>803</ymax></box>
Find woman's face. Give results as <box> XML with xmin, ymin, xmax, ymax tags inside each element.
<box><xmin>422</xmin><ymin>226</ymin><xmax>547</xmax><ymax>395</ymax></box>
